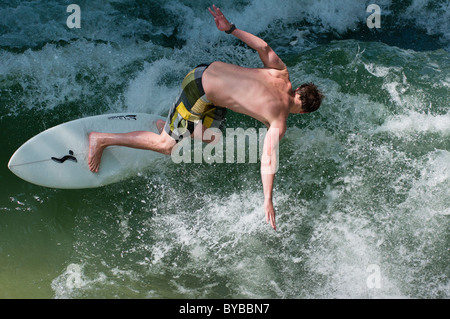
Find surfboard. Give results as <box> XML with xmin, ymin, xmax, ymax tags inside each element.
<box><xmin>8</xmin><ymin>113</ymin><xmax>166</xmax><ymax>189</ymax></box>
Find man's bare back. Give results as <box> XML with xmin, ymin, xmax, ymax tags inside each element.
<box><xmin>203</xmin><ymin>61</ymin><xmax>294</xmax><ymax>127</ymax></box>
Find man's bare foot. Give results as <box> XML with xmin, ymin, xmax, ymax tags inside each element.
<box><xmin>88</xmin><ymin>132</ymin><xmax>105</xmax><ymax>173</ymax></box>
<box><xmin>156</xmin><ymin>120</ymin><xmax>165</xmax><ymax>134</ymax></box>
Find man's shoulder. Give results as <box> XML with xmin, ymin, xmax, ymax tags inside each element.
<box><xmin>263</xmin><ymin>65</ymin><xmax>289</xmax><ymax>79</ymax></box>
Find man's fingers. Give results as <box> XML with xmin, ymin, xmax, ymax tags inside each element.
<box><xmin>268</xmin><ymin>217</ymin><xmax>276</xmax><ymax>230</ymax></box>
<box><xmin>269</xmin><ymin>214</ymin><xmax>276</xmax><ymax>230</ymax></box>
<box><xmin>208</xmin><ymin>7</ymin><xmax>216</xmax><ymax>17</ymax></box>
<box><xmin>209</xmin><ymin>5</ymin><xmax>220</xmax><ymax>16</ymax></box>
<box><xmin>265</xmin><ymin>210</ymin><xmax>276</xmax><ymax>230</ymax></box>
<box><xmin>212</xmin><ymin>4</ymin><xmax>225</xmax><ymax>18</ymax></box>
<box><xmin>214</xmin><ymin>5</ymin><xmax>223</xmax><ymax>16</ymax></box>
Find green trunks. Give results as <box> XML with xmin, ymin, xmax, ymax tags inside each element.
<box><xmin>163</xmin><ymin>64</ymin><xmax>227</xmax><ymax>142</ymax></box>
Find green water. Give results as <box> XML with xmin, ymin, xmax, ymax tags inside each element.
<box><xmin>1</xmin><ymin>0</ymin><xmax>449</xmax><ymax>298</ymax></box>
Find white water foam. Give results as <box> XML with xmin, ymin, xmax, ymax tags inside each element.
<box><xmin>376</xmin><ymin>111</ymin><xmax>450</xmax><ymax>135</ymax></box>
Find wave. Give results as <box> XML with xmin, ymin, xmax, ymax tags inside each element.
<box><xmin>0</xmin><ymin>0</ymin><xmax>448</xmax><ymax>51</ymax></box>
<box><xmin>1</xmin><ymin>0</ymin><xmax>449</xmax><ymax>299</ymax></box>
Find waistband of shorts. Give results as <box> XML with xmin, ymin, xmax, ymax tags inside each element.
<box><xmin>195</xmin><ymin>63</ymin><xmax>211</xmax><ymax>70</ymax></box>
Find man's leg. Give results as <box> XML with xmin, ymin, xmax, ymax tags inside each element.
<box><xmin>192</xmin><ymin>123</ymin><xmax>222</xmax><ymax>144</ymax></box>
<box><xmin>88</xmin><ymin>129</ymin><xmax>176</xmax><ymax>172</ymax></box>
<box><xmin>156</xmin><ymin>119</ymin><xmax>165</xmax><ymax>134</ymax></box>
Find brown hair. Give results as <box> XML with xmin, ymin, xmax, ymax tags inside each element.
<box><xmin>298</xmin><ymin>83</ymin><xmax>324</xmax><ymax>113</ymax></box>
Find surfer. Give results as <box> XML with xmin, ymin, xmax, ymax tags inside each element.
<box><xmin>88</xmin><ymin>4</ymin><xmax>323</xmax><ymax>230</ymax></box>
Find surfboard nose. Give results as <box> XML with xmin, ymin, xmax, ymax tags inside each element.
<box><xmin>7</xmin><ymin>113</ymin><xmax>165</xmax><ymax>189</ymax></box>
<box><xmin>8</xmin><ymin>149</ymin><xmax>19</xmax><ymax>172</ymax></box>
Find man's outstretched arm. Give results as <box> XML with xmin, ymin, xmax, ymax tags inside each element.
<box><xmin>260</xmin><ymin>122</ymin><xmax>285</xmax><ymax>231</ymax></box>
<box><xmin>208</xmin><ymin>4</ymin><xmax>286</xmax><ymax>70</ymax></box>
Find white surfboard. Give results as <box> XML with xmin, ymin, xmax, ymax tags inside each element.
<box><xmin>8</xmin><ymin>113</ymin><xmax>166</xmax><ymax>189</ymax></box>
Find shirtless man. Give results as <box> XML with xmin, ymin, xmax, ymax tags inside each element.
<box><xmin>88</xmin><ymin>5</ymin><xmax>323</xmax><ymax>230</ymax></box>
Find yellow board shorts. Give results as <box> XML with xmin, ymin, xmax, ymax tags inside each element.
<box><xmin>164</xmin><ymin>64</ymin><xmax>227</xmax><ymax>142</ymax></box>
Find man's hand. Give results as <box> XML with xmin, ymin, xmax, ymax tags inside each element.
<box><xmin>208</xmin><ymin>4</ymin><xmax>286</xmax><ymax>70</ymax></box>
<box><xmin>261</xmin><ymin>124</ymin><xmax>284</xmax><ymax>231</ymax></box>
<box><xmin>208</xmin><ymin>4</ymin><xmax>233</xmax><ymax>32</ymax></box>
<box><xmin>265</xmin><ymin>199</ymin><xmax>276</xmax><ymax>231</ymax></box>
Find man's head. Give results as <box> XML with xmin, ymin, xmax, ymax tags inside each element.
<box><xmin>294</xmin><ymin>83</ymin><xmax>324</xmax><ymax>113</ymax></box>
